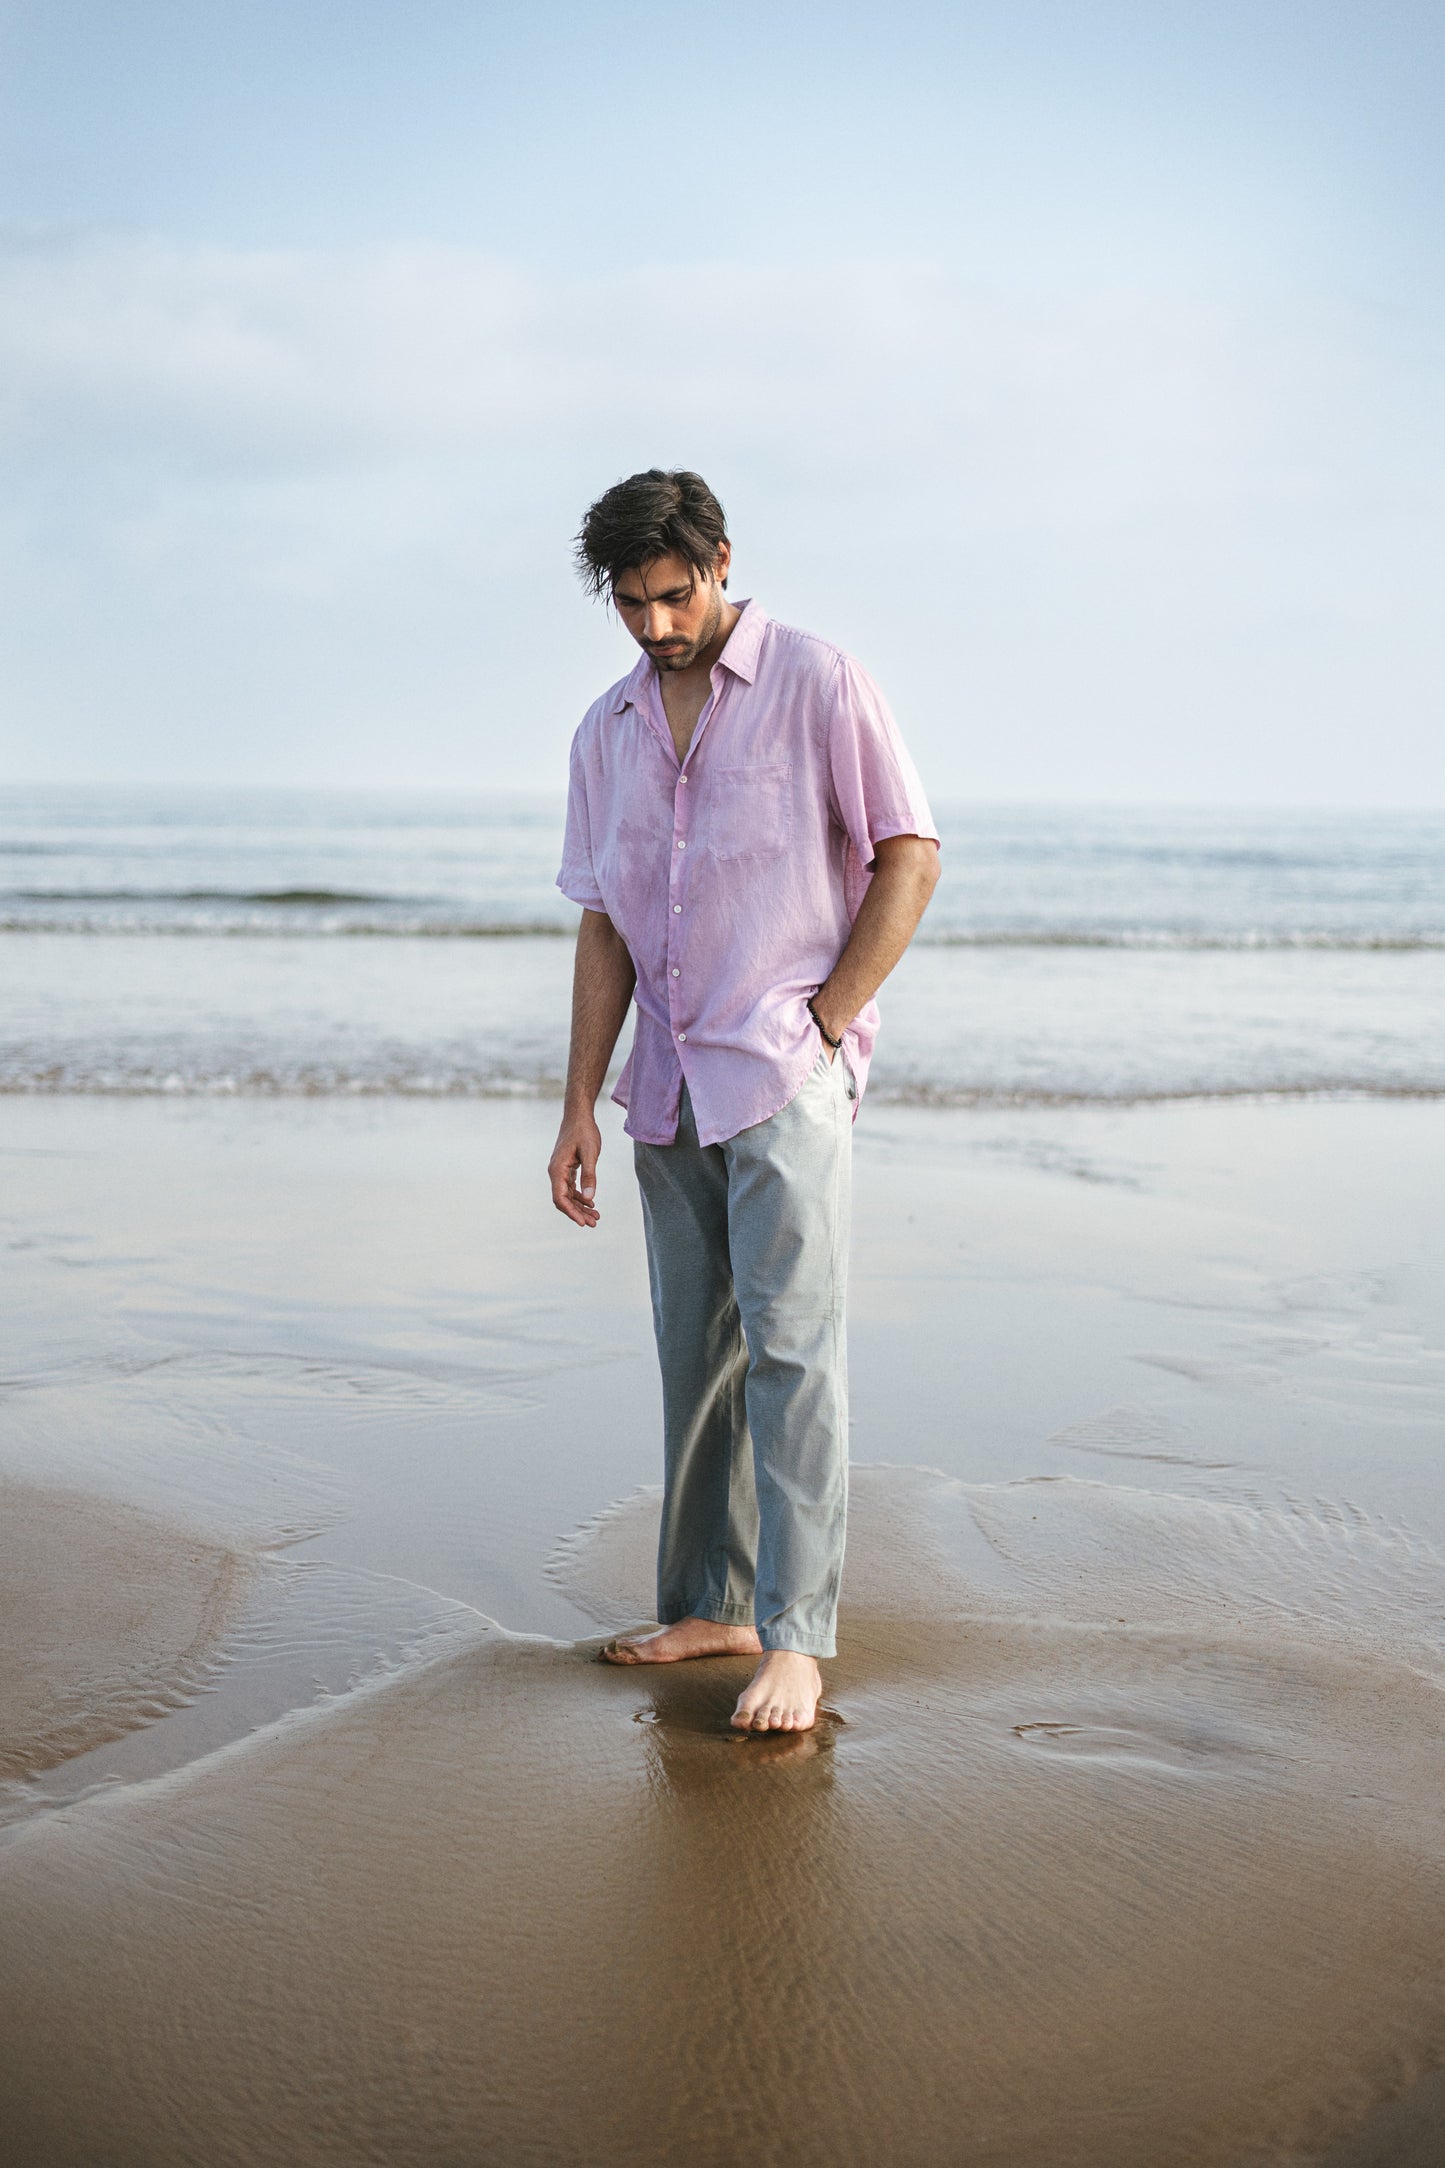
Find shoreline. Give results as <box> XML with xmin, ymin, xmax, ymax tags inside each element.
<box><xmin>7</xmin><ymin>923</ymin><xmax>1442</xmax><ymax>1101</ymax></box>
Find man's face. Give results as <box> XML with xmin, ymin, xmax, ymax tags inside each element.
<box><xmin>612</xmin><ymin>547</ymin><xmax>731</xmax><ymax>671</ymax></box>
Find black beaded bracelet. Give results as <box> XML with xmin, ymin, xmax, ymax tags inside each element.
<box><xmin>807</xmin><ymin>997</ymin><xmax>843</xmax><ymax>1050</ymax></box>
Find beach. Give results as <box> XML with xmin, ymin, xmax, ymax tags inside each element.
<box><xmin>5</xmin><ymin>0</ymin><xmax>1443</xmax><ymax>2142</ymax></box>
<box><xmin>2</xmin><ymin>1086</ymin><xmax>1443</xmax><ymax>2165</ymax></box>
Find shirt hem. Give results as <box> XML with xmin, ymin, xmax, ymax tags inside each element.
<box><xmin>694</xmin><ymin>1043</ymin><xmax>830</xmax><ymax>1148</ymax></box>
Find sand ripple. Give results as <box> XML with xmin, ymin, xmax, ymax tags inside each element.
<box><xmin>0</xmin><ymin>1484</ymin><xmax>251</xmax><ymax>1788</ymax></box>
<box><xmin>1</xmin><ymin>1466</ymin><xmax>1443</xmax><ymax>2166</ymax></box>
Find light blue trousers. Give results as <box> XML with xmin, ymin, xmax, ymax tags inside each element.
<box><xmin>632</xmin><ymin>1047</ymin><xmax>855</xmax><ymax>1658</ymax></box>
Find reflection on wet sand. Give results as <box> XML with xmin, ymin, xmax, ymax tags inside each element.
<box><xmin>2</xmin><ymin>1465</ymin><xmax>1443</xmax><ymax>2167</ymax></box>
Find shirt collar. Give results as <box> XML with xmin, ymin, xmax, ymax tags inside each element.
<box><xmin>608</xmin><ymin>650</ymin><xmax>655</xmax><ymax>717</ymax></box>
<box><xmin>606</xmin><ymin>597</ymin><xmax>768</xmax><ymax>714</ymax></box>
<box><xmin>713</xmin><ymin>596</ymin><xmax>766</xmax><ymax>684</ymax></box>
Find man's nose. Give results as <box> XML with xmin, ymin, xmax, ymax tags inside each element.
<box><xmin>643</xmin><ymin>605</ymin><xmax>673</xmax><ymax>642</ymax></box>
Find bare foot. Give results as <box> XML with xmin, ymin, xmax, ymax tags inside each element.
<box><xmin>731</xmin><ymin>1650</ymin><xmax>824</xmax><ymax>1733</ymax></box>
<box><xmin>599</xmin><ymin>1617</ymin><xmax>762</xmax><ymax>1666</ymax></box>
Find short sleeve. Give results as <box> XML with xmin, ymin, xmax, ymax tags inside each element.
<box><xmin>827</xmin><ymin>657</ymin><xmax>940</xmax><ymax>869</ymax></box>
<box><xmin>556</xmin><ymin>727</ymin><xmax>607</xmax><ymax>912</ymax></box>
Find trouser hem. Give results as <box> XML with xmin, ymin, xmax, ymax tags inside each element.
<box><xmin>659</xmin><ymin>1600</ymin><xmax>757</xmax><ymax>1627</ymax></box>
<box><xmin>757</xmin><ymin>1630</ymin><xmax>836</xmax><ymax>1658</ymax></box>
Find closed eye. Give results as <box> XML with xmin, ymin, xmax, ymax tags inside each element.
<box><xmin>615</xmin><ymin>586</ymin><xmax>694</xmax><ymax>608</ymax></box>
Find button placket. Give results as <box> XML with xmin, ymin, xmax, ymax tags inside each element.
<box><xmin>668</xmin><ymin>759</ymin><xmax>690</xmax><ymax>1045</ymax></box>
<box><xmin>666</xmin><ymin>674</ymin><xmax>726</xmax><ymax>1038</ymax></box>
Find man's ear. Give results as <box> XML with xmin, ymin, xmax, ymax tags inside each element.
<box><xmin>715</xmin><ymin>538</ymin><xmax>732</xmax><ymax>592</ymax></box>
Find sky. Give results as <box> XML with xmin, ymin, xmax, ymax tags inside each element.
<box><xmin>0</xmin><ymin>0</ymin><xmax>1441</xmax><ymax>803</ymax></box>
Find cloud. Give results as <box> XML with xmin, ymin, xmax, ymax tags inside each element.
<box><xmin>0</xmin><ymin>226</ymin><xmax>1440</xmax><ymax>795</ymax></box>
<box><xmin>6</xmin><ymin>226</ymin><xmax>1421</xmax><ymax>500</ymax></box>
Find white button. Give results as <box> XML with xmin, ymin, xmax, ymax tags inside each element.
<box><xmin>671</xmin><ymin>967</ymin><xmax>680</xmax><ymax>977</ymax></box>
<box><xmin>677</xmin><ymin>1032</ymin><xmax>687</xmax><ymax>1042</ymax></box>
<box><xmin>676</xmin><ymin>838</ymin><xmax>686</xmax><ymax>848</ymax></box>
<box><xmin>672</xmin><ymin>904</ymin><xmax>682</xmax><ymax>913</ymax></box>
<box><xmin>679</xmin><ymin>774</ymin><xmax>687</xmax><ymax>783</ymax></box>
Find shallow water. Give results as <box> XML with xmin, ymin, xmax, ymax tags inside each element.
<box><xmin>6</xmin><ymin>926</ymin><xmax>1442</xmax><ymax>1100</ymax></box>
<box><xmin>4</xmin><ymin>788</ymin><xmax>1443</xmax><ymax>1101</ymax></box>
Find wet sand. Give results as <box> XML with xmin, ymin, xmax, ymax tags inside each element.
<box><xmin>0</xmin><ymin>1485</ymin><xmax>250</xmax><ymax>1784</ymax></box>
<box><xmin>1</xmin><ymin>1093</ymin><xmax>1443</xmax><ymax>2164</ymax></box>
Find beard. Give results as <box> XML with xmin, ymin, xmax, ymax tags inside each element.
<box><xmin>647</xmin><ymin>585</ymin><xmax>724</xmax><ymax>669</ymax></box>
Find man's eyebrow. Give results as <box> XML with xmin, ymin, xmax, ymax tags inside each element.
<box><xmin>614</xmin><ymin>580</ymin><xmax>696</xmax><ymax>604</ymax></box>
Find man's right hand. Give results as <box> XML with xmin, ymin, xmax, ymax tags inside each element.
<box><xmin>548</xmin><ymin>1107</ymin><xmax>602</xmax><ymax>1228</ymax></box>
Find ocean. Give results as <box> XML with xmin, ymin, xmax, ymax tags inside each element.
<box><xmin>2</xmin><ymin>783</ymin><xmax>1441</xmax><ymax>1104</ymax></box>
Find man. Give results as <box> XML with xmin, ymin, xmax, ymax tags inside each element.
<box><xmin>550</xmin><ymin>469</ymin><xmax>939</xmax><ymax>1734</ymax></box>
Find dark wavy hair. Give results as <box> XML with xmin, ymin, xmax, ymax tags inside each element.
<box><xmin>574</xmin><ymin>468</ymin><xmax>729</xmax><ymax>598</ymax></box>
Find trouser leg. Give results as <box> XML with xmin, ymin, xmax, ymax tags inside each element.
<box><xmin>633</xmin><ymin>1087</ymin><xmax>759</xmax><ymax>1627</ymax></box>
<box><xmin>723</xmin><ymin>1049</ymin><xmax>854</xmax><ymax>1657</ymax></box>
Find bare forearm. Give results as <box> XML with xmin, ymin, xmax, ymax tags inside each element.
<box><xmin>565</xmin><ymin>909</ymin><xmax>636</xmax><ymax>1110</ymax></box>
<box><xmin>813</xmin><ymin>836</ymin><xmax>939</xmax><ymax>1041</ymax></box>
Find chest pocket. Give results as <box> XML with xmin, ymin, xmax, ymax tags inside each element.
<box><xmin>705</xmin><ymin>763</ymin><xmax>794</xmax><ymax>862</ymax></box>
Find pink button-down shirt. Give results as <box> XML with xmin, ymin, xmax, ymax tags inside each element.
<box><xmin>557</xmin><ymin>598</ymin><xmax>939</xmax><ymax>1147</ymax></box>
